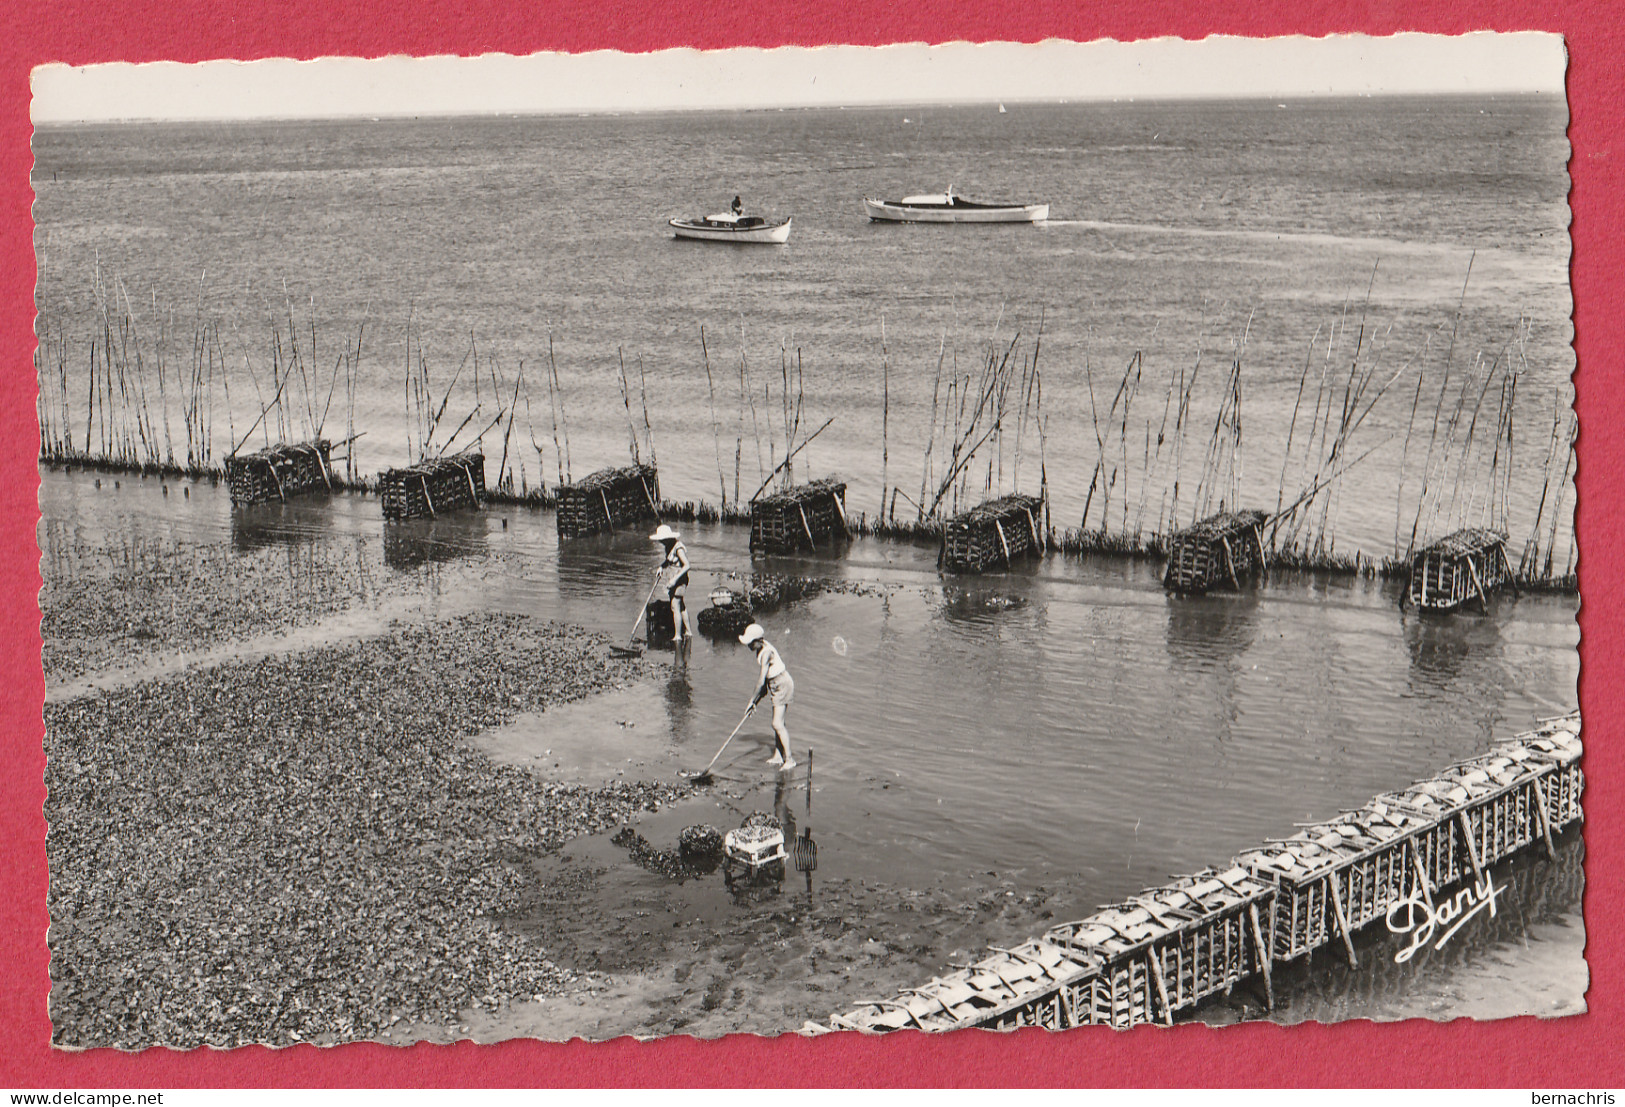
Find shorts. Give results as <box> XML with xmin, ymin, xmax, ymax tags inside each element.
<box><xmin>768</xmin><ymin>673</ymin><xmax>794</xmax><ymax>707</ymax></box>
<box><xmin>667</xmin><ymin>571</ymin><xmax>690</xmax><ymax>600</ymax></box>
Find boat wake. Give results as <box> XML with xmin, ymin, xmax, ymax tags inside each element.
<box><xmin>1042</xmin><ymin>219</ymin><xmax>1475</xmax><ymax>257</ymax></box>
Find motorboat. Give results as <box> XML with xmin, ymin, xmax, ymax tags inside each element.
<box><xmin>862</xmin><ymin>187</ymin><xmax>1048</xmax><ymax>223</ymax></box>
<box><xmin>669</xmin><ymin>210</ymin><xmax>793</xmax><ymax>243</ymax></box>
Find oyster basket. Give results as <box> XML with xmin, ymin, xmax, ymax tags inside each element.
<box><xmin>723</xmin><ymin>824</ymin><xmax>787</xmax><ymax>871</ymax></box>
<box><xmin>379</xmin><ymin>451</ymin><xmax>485</xmax><ymax>520</ymax></box>
<box><xmin>1044</xmin><ymin>866</ymin><xmax>1276</xmax><ymax>1029</ymax></box>
<box><xmin>1163</xmin><ymin>509</ymin><xmax>1268</xmax><ymax>593</ymax></box>
<box><xmin>1491</xmin><ymin>714</ymin><xmax>1583</xmax><ymax>830</ymax></box>
<box><xmin>556</xmin><ymin>463</ymin><xmax>659</xmax><ymax>538</ymax></box>
<box><xmin>749</xmin><ymin>480</ymin><xmax>849</xmax><ymax>555</ymax></box>
<box><xmin>939</xmin><ymin>494</ymin><xmax>1045</xmax><ymax>573</ymax></box>
<box><xmin>1237</xmin><ymin>800</ymin><xmax>1442</xmax><ymax>963</ymax></box>
<box><xmin>826</xmin><ymin>937</ymin><xmax>1099</xmax><ymax>1034</ymax></box>
<box><xmin>226</xmin><ymin>439</ymin><xmax>332</xmax><ymax>506</ymax></box>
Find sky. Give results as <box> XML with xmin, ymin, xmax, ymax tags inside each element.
<box><xmin>31</xmin><ymin>33</ymin><xmax>1566</xmax><ymax>123</ymax></box>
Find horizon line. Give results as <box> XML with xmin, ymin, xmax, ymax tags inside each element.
<box><xmin>30</xmin><ymin>86</ymin><xmax>1564</xmax><ymax>127</ymax></box>
<box><xmin>31</xmin><ymin>36</ymin><xmax>1566</xmax><ymax>124</ymax></box>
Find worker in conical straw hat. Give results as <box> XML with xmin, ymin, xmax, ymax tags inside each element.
<box><xmin>650</xmin><ymin>524</ymin><xmax>692</xmax><ymax>643</ymax></box>
<box><xmin>740</xmin><ymin>623</ymin><xmax>795</xmax><ymax>771</ymax></box>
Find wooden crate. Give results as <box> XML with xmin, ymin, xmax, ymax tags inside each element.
<box><xmin>1044</xmin><ymin>867</ymin><xmax>1276</xmax><ymax>1028</ymax></box>
<box><xmin>1237</xmin><ymin>802</ymin><xmax>1443</xmax><ymax>963</ymax></box>
<box><xmin>1491</xmin><ymin>712</ymin><xmax>1583</xmax><ymax>831</ymax></box>
<box><xmin>1406</xmin><ymin>528</ymin><xmax>1512</xmax><ymax>612</ymax></box>
<box><xmin>750</xmin><ymin>480</ymin><xmax>849</xmax><ymax>555</ymax></box>
<box><xmin>556</xmin><ymin>464</ymin><xmax>660</xmax><ymax>538</ymax></box>
<box><xmin>378</xmin><ymin>452</ymin><xmax>485</xmax><ymax>520</ymax></box>
<box><xmin>1163</xmin><ymin>510</ymin><xmax>1268</xmax><ymax>593</ymax></box>
<box><xmin>940</xmin><ymin>494</ymin><xmax>1045</xmax><ymax>573</ymax></box>
<box><xmin>226</xmin><ymin>440</ymin><xmax>332</xmax><ymax>506</ymax></box>
<box><xmin>823</xmin><ymin>938</ymin><xmax>1098</xmax><ymax>1033</ymax></box>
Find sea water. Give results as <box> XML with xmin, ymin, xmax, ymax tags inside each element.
<box><xmin>33</xmin><ymin>94</ymin><xmax>1581</xmax><ymax>1024</ymax></box>
<box><xmin>32</xmin><ymin>95</ymin><xmax>1573</xmax><ymax>561</ymax></box>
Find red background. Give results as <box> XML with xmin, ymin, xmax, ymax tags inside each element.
<box><xmin>1</xmin><ymin>0</ymin><xmax>1619</xmax><ymax>1088</ymax></box>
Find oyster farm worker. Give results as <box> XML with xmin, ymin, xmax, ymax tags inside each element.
<box><xmin>741</xmin><ymin>623</ymin><xmax>796</xmax><ymax>771</ymax></box>
<box><xmin>651</xmin><ymin>524</ymin><xmax>692</xmax><ymax>643</ymax></box>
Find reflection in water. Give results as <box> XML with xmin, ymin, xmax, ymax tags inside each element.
<box><xmin>382</xmin><ymin>513</ymin><xmax>491</xmax><ymax>570</ymax></box>
<box><xmin>938</xmin><ymin>586</ymin><xmax>1033</xmax><ymax>627</ymax></box>
<box><xmin>39</xmin><ymin>467</ymin><xmax>1581</xmax><ymax>1010</ymax></box>
<box><xmin>1405</xmin><ymin>609</ymin><xmax>1506</xmax><ymax>688</ymax></box>
<box><xmin>663</xmin><ymin>663</ymin><xmax>695</xmax><ymax>745</ymax></box>
<box><xmin>554</xmin><ymin>528</ymin><xmax>661</xmax><ymax>599</ymax></box>
<box><xmin>229</xmin><ymin>498</ymin><xmax>335</xmax><ymax>552</ymax></box>
<box><xmin>1242</xmin><ymin>831</ymin><xmax>1585</xmax><ymax>1024</ymax></box>
<box><xmin>778</xmin><ymin>773</ymin><xmax>819</xmax><ymax>902</ymax></box>
<box><xmin>1164</xmin><ymin>589</ymin><xmax>1261</xmax><ymax>668</ymax></box>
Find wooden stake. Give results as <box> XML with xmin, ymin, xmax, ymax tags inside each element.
<box><xmin>1220</xmin><ymin>535</ymin><xmax>1241</xmax><ymax>589</ymax></box>
<box><xmin>798</xmin><ymin>503</ymin><xmax>817</xmax><ymax>551</ymax></box>
<box><xmin>1466</xmin><ymin>555</ymin><xmax>1492</xmax><ymax>613</ymax></box>
<box><xmin>1248</xmin><ymin>904</ymin><xmax>1273</xmax><ymax>1010</ymax></box>
<box><xmin>1148</xmin><ymin>952</ymin><xmax>1174</xmax><ymax>1027</ymax></box>
<box><xmin>1531</xmin><ymin>776</ymin><xmax>1560</xmax><ymax>861</ymax></box>
<box><xmin>313</xmin><ymin>444</ymin><xmax>333</xmax><ymax>490</ymax></box>
<box><xmin>264</xmin><ymin>457</ymin><xmax>285</xmax><ymax>502</ymax></box>
<box><xmin>1456</xmin><ymin>810</ymin><xmax>1485</xmax><ymax>883</ymax></box>
<box><xmin>1411</xmin><ymin>847</ymin><xmax>1435</xmax><ymax>909</ymax></box>
<box><xmin>830</xmin><ymin>490</ymin><xmax>850</xmax><ymax>536</ymax></box>
<box><xmin>994</xmin><ymin>519</ymin><xmax>1013</xmax><ymax>567</ymax></box>
<box><xmin>1327</xmin><ymin>877</ymin><xmax>1359</xmax><ymax>967</ymax></box>
<box><xmin>421</xmin><ymin>473</ymin><xmax>436</xmax><ymax>518</ymax></box>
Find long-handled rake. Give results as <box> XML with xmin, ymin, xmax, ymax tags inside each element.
<box><xmin>608</xmin><ymin>574</ymin><xmax>663</xmax><ymax>658</ymax></box>
<box><xmin>681</xmin><ymin>703</ymin><xmax>755</xmax><ymax>784</ymax></box>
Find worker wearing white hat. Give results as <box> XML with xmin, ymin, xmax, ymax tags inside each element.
<box><xmin>650</xmin><ymin>524</ymin><xmax>692</xmax><ymax>643</ymax></box>
<box><xmin>740</xmin><ymin>623</ymin><xmax>796</xmax><ymax>771</ymax></box>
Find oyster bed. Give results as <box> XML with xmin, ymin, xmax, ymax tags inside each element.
<box><xmin>44</xmin><ymin>612</ymin><xmax>684</xmax><ymax>1048</ymax></box>
<box><xmin>40</xmin><ymin>531</ymin><xmax>428</xmax><ymax>684</ymax></box>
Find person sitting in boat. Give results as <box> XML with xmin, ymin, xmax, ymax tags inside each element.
<box><xmin>731</xmin><ymin>195</ymin><xmax>743</xmax><ymax>216</ymax></box>
<box><xmin>651</xmin><ymin>524</ymin><xmax>692</xmax><ymax>643</ymax></box>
